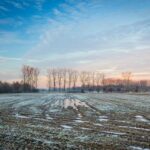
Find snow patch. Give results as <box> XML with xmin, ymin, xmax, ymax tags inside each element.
<box><xmin>34</xmin><ymin>138</ymin><xmax>54</xmax><ymax>145</ymax></box>
<box><xmin>135</xmin><ymin>115</ymin><xmax>149</xmax><ymax>123</ymax></box>
<box><xmin>63</xmin><ymin>99</ymin><xmax>89</xmax><ymax>110</ymax></box>
<box><xmin>46</xmin><ymin>114</ymin><xmax>53</xmax><ymax>120</ymax></box>
<box><xmin>26</xmin><ymin>124</ymin><xmax>51</xmax><ymax>130</ymax></box>
<box><xmin>81</xmin><ymin>127</ymin><xmax>91</xmax><ymax>130</ymax></box>
<box><xmin>103</xmin><ymin>131</ymin><xmax>126</xmax><ymax>135</ymax></box>
<box><xmin>75</xmin><ymin>136</ymin><xmax>89</xmax><ymax>142</ymax></box>
<box><xmin>49</xmin><ymin>109</ymin><xmax>59</xmax><ymax>113</ymax></box>
<box><xmin>119</xmin><ymin>126</ymin><xmax>150</xmax><ymax>131</ymax></box>
<box><xmin>61</xmin><ymin>125</ymin><xmax>72</xmax><ymax>130</ymax></box>
<box><xmin>98</xmin><ymin>116</ymin><xmax>108</xmax><ymax>122</ymax></box>
<box><xmin>115</xmin><ymin>120</ymin><xmax>130</xmax><ymax>124</ymax></box>
<box><xmin>34</xmin><ymin>118</ymin><xmax>51</xmax><ymax>122</ymax></box>
<box><xmin>0</xmin><ymin>125</ymin><xmax>4</xmax><ymax>129</ymax></box>
<box><xmin>15</xmin><ymin>113</ymin><xmax>30</xmax><ymax>119</ymax></box>
<box><xmin>74</xmin><ymin>120</ymin><xmax>88</xmax><ymax>123</ymax></box>
<box><xmin>94</xmin><ymin>123</ymin><xmax>103</xmax><ymax>126</ymax></box>
<box><xmin>129</xmin><ymin>146</ymin><xmax>150</xmax><ymax>150</ymax></box>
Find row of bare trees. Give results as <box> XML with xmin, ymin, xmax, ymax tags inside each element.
<box><xmin>20</xmin><ymin>66</ymin><xmax>149</xmax><ymax>93</ymax></box>
<box><xmin>47</xmin><ymin>69</ymin><xmax>149</xmax><ymax>92</ymax></box>
<box><xmin>47</xmin><ymin>68</ymin><xmax>106</xmax><ymax>92</ymax></box>
<box><xmin>0</xmin><ymin>66</ymin><xmax>148</xmax><ymax>93</ymax></box>
<box><xmin>47</xmin><ymin>69</ymin><xmax>78</xmax><ymax>92</ymax></box>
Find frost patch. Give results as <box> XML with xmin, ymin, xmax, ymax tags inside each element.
<box><xmin>0</xmin><ymin>125</ymin><xmax>4</xmax><ymax>129</ymax></box>
<box><xmin>46</xmin><ymin>114</ymin><xmax>53</xmax><ymax>120</ymax></box>
<box><xmin>129</xmin><ymin>146</ymin><xmax>150</xmax><ymax>150</ymax></box>
<box><xmin>78</xmin><ymin>113</ymin><xmax>82</xmax><ymax>118</ymax></box>
<box><xmin>15</xmin><ymin>113</ymin><xmax>30</xmax><ymax>119</ymax></box>
<box><xmin>135</xmin><ymin>115</ymin><xmax>149</xmax><ymax>123</ymax></box>
<box><xmin>103</xmin><ymin>131</ymin><xmax>126</xmax><ymax>135</ymax></box>
<box><xmin>75</xmin><ymin>136</ymin><xmax>89</xmax><ymax>142</ymax></box>
<box><xmin>115</xmin><ymin>120</ymin><xmax>130</xmax><ymax>124</ymax></box>
<box><xmin>61</xmin><ymin>125</ymin><xmax>72</xmax><ymax>130</ymax></box>
<box><xmin>74</xmin><ymin>120</ymin><xmax>88</xmax><ymax>123</ymax></box>
<box><xmin>94</xmin><ymin>123</ymin><xmax>103</xmax><ymax>126</ymax></box>
<box><xmin>64</xmin><ymin>99</ymin><xmax>89</xmax><ymax>110</ymax></box>
<box><xmin>49</xmin><ymin>109</ymin><xmax>59</xmax><ymax>113</ymax></box>
<box><xmin>97</xmin><ymin>104</ymin><xmax>116</xmax><ymax>111</ymax></box>
<box><xmin>34</xmin><ymin>138</ymin><xmax>54</xmax><ymax>145</ymax></box>
<box><xmin>98</xmin><ymin>116</ymin><xmax>108</xmax><ymax>122</ymax></box>
<box><xmin>34</xmin><ymin>118</ymin><xmax>51</xmax><ymax>122</ymax></box>
<box><xmin>119</xmin><ymin>126</ymin><xmax>150</xmax><ymax>131</ymax></box>
<box><xmin>81</xmin><ymin>127</ymin><xmax>91</xmax><ymax>130</ymax></box>
<box><xmin>26</xmin><ymin>124</ymin><xmax>51</xmax><ymax>130</ymax></box>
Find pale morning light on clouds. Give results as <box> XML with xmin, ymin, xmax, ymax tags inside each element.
<box><xmin>0</xmin><ymin>0</ymin><xmax>150</xmax><ymax>87</ymax></box>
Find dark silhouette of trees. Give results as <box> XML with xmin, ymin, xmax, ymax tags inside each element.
<box><xmin>122</xmin><ymin>72</ymin><xmax>132</xmax><ymax>92</ymax></box>
<box><xmin>0</xmin><ymin>81</ymin><xmax>38</xmax><ymax>93</ymax></box>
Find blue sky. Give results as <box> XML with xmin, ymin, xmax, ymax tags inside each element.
<box><xmin>0</xmin><ymin>0</ymin><xmax>150</xmax><ymax>87</ymax></box>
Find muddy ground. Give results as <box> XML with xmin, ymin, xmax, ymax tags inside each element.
<box><xmin>0</xmin><ymin>93</ymin><xmax>150</xmax><ymax>150</ymax></box>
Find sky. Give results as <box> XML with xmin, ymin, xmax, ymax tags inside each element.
<box><xmin>0</xmin><ymin>0</ymin><xmax>150</xmax><ymax>88</ymax></box>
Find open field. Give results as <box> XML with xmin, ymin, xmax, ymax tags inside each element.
<box><xmin>0</xmin><ymin>93</ymin><xmax>150</xmax><ymax>150</ymax></box>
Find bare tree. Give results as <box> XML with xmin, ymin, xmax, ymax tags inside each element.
<box><xmin>80</xmin><ymin>71</ymin><xmax>88</xmax><ymax>92</ymax></box>
<box><xmin>85</xmin><ymin>72</ymin><xmax>91</xmax><ymax>90</ymax></box>
<box><xmin>91</xmin><ymin>72</ymin><xmax>95</xmax><ymax>89</ymax></box>
<box><xmin>101</xmin><ymin>73</ymin><xmax>105</xmax><ymax>91</ymax></box>
<box><xmin>122</xmin><ymin>72</ymin><xmax>132</xmax><ymax>91</ymax></box>
<box><xmin>72</xmin><ymin>70</ymin><xmax>78</xmax><ymax>90</ymax></box>
<box><xmin>22</xmin><ymin>65</ymin><xmax>27</xmax><ymax>90</ymax></box>
<box><xmin>33</xmin><ymin>68</ymin><xmax>40</xmax><ymax>89</ymax></box>
<box><xmin>57</xmin><ymin>69</ymin><xmax>63</xmax><ymax>92</ymax></box>
<box><xmin>47</xmin><ymin>69</ymin><xmax>53</xmax><ymax>92</ymax></box>
<box><xmin>68</xmin><ymin>69</ymin><xmax>74</xmax><ymax>91</ymax></box>
<box><xmin>52</xmin><ymin>68</ymin><xmax>57</xmax><ymax>91</ymax></box>
<box><xmin>62</xmin><ymin>69</ymin><xmax>67</xmax><ymax>91</ymax></box>
<box><xmin>95</xmin><ymin>72</ymin><xmax>103</xmax><ymax>92</ymax></box>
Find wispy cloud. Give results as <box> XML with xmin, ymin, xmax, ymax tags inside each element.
<box><xmin>0</xmin><ymin>56</ymin><xmax>22</xmax><ymax>62</ymax></box>
<box><xmin>26</xmin><ymin>16</ymin><xmax>150</xmax><ymax>59</ymax></box>
<box><xmin>0</xmin><ymin>31</ymin><xmax>36</xmax><ymax>45</ymax></box>
<box><xmin>5</xmin><ymin>0</ymin><xmax>23</xmax><ymax>9</ymax></box>
<box><xmin>0</xmin><ymin>18</ymin><xmax>13</xmax><ymax>25</ymax></box>
<box><xmin>0</xmin><ymin>5</ymin><xmax>9</xmax><ymax>12</ymax></box>
<box><xmin>34</xmin><ymin>0</ymin><xmax>45</xmax><ymax>11</ymax></box>
<box><xmin>0</xmin><ymin>56</ymin><xmax>40</xmax><ymax>63</ymax></box>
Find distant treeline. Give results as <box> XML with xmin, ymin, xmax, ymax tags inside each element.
<box><xmin>0</xmin><ymin>65</ymin><xmax>149</xmax><ymax>93</ymax></box>
<box><xmin>0</xmin><ymin>81</ymin><xmax>38</xmax><ymax>93</ymax></box>
<box><xmin>81</xmin><ymin>81</ymin><xmax>150</xmax><ymax>93</ymax></box>
<box><xmin>48</xmin><ymin>80</ymin><xmax>150</xmax><ymax>93</ymax></box>
<box><xmin>47</xmin><ymin>68</ymin><xmax>150</xmax><ymax>93</ymax></box>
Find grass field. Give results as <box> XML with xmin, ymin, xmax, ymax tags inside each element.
<box><xmin>0</xmin><ymin>93</ymin><xmax>150</xmax><ymax>150</ymax></box>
